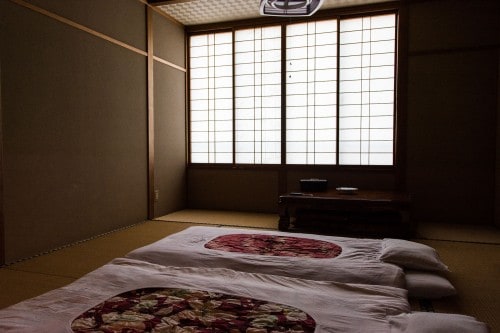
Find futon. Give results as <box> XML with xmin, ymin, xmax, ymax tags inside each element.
<box><xmin>0</xmin><ymin>257</ymin><xmax>411</xmax><ymax>332</ymax></box>
<box><xmin>1</xmin><ymin>258</ymin><xmax>489</xmax><ymax>332</ymax></box>
<box><xmin>125</xmin><ymin>226</ymin><xmax>449</xmax><ymax>288</ymax></box>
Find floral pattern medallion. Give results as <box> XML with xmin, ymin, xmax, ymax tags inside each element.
<box><xmin>71</xmin><ymin>287</ymin><xmax>316</xmax><ymax>333</ymax></box>
<box><xmin>204</xmin><ymin>234</ymin><xmax>342</xmax><ymax>259</ymax></box>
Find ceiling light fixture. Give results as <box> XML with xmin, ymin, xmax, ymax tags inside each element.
<box><xmin>260</xmin><ymin>0</ymin><xmax>325</xmax><ymax>17</ymax></box>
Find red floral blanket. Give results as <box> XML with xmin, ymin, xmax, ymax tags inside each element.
<box><xmin>71</xmin><ymin>287</ymin><xmax>316</xmax><ymax>333</ymax></box>
<box><xmin>204</xmin><ymin>234</ymin><xmax>342</xmax><ymax>259</ymax></box>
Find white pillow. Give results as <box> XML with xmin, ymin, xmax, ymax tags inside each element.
<box><xmin>380</xmin><ymin>239</ymin><xmax>449</xmax><ymax>272</ymax></box>
<box><xmin>388</xmin><ymin>312</ymin><xmax>490</xmax><ymax>333</ymax></box>
<box><xmin>405</xmin><ymin>270</ymin><xmax>456</xmax><ymax>299</ymax></box>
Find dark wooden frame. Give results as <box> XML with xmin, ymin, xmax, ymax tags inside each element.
<box><xmin>184</xmin><ymin>1</ymin><xmax>408</xmax><ymax>192</ymax></box>
<box><xmin>0</xmin><ymin>63</ymin><xmax>4</xmax><ymax>265</ymax></box>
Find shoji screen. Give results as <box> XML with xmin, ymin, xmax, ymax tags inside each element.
<box><xmin>286</xmin><ymin>20</ymin><xmax>338</xmax><ymax>165</ymax></box>
<box><xmin>190</xmin><ymin>32</ymin><xmax>233</xmax><ymax>163</ymax></box>
<box><xmin>234</xmin><ymin>26</ymin><xmax>282</xmax><ymax>164</ymax></box>
<box><xmin>338</xmin><ymin>14</ymin><xmax>396</xmax><ymax>165</ymax></box>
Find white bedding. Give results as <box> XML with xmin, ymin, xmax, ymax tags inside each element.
<box><xmin>0</xmin><ymin>257</ymin><xmax>410</xmax><ymax>332</ymax></box>
<box><xmin>126</xmin><ymin>226</ymin><xmax>406</xmax><ymax>287</ymax></box>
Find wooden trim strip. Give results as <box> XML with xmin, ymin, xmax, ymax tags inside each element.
<box><xmin>147</xmin><ymin>7</ymin><xmax>156</xmax><ymax>219</ymax></box>
<box><xmin>9</xmin><ymin>0</ymin><xmax>148</xmax><ymax>57</ymax></box>
<box><xmin>395</xmin><ymin>4</ymin><xmax>408</xmax><ymax>191</ymax></box>
<box><xmin>153</xmin><ymin>56</ymin><xmax>187</xmax><ymax>72</ymax></box>
<box><xmin>0</xmin><ymin>64</ymin><xmax>4</xmax><ymax>265</ymax></box>
<box><xmin>8</xmin><ymin>0</ymin><xmax>187</xmax><ymax>73</ymax></box>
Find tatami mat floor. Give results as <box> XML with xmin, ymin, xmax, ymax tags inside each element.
<box><xmin>0</xmin><ymin>221</ymin><xmax>199</xmax><ymax>308</ymax></box>
<box><xmin>154</xmin><ymin>209</ymin><xmax>278</xmax><ymax>229</ymax></box>
<box><xmin>1</xmin><ymin>210</ymin><xmax>499</xmax><ymax>332</ymax></box>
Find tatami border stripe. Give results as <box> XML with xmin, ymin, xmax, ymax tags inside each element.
<box><xmin>0</xmin><ymin>220</ymin><xmax>149</xmax><ymax>268</ymax></box>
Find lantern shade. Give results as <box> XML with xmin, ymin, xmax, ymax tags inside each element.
<box><xmin>260</xmin><ymin>0</ymin><xmax>325</xmax><ymax>17</ymax></box>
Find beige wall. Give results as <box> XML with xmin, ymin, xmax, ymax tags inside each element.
<box><xmin>154</xmin><ymin>56</ymin><xmax>187</xmax><ymax>216</ymax></box>
<box><xmin>0</xmin><ymin>0</ymin><xmax>186</xmax><ymax>263</ymax></box>
<box><xmin>152</xmin><ymin>10</ymin><xmax>187</xmax><ymax>218</ymax></box>
<box><xmin>187</xmin><ymin>169</ymin><xmax>280</xmax><ymax>213</ymax></box>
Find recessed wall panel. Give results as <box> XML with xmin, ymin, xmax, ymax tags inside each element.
<box><xmin>406</xmin><ymin>51</ymin><xmax>496</xmax><ymax>224</ymax></box>
<box><xmin>153</xmin><ymin>11</ymin><xmax>185</xmax><ymax>68</ymax></box>
<box><xmin>24</xmin><ymin>0</ymin><xmax>147</xmax><ymax>51</ymax></box>
<box><xmin>187</xmin><ymin>168</ymin><xmax>279</xmax><ymax>213</ymax></box>
<box><xmin>1</xmin><ymin>1</ymin><xmax>148</xmax><ymax>262</ymax></box>
<box><xmin>154</xmin><ymin>64</ymin><xmax>187</xmax><ymax>217</ymax></box>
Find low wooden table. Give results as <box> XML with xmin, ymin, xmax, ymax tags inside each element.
<box><xmin>278</xmin><ymin>189</ymin><xmax>412</xmax><ymax>238</ymax></box>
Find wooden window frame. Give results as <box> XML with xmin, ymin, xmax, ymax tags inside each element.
<box><xmin>185</xmin><ymin>2</ymin><xmax>407</xmax><ymax>183</ymax></box>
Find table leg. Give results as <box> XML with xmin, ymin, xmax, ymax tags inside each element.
<box><xmin>278</xmin><ymin>202</ymin><xmax>291</xmax><ymax>231</ymax></box>
<box><xmin>278</xmin><ymin>216</ymin><xmax>290</xmax><ymax>231</ymax></box>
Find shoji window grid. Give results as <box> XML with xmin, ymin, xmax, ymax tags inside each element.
<box><xmin>286</xmin><ymin>20</ymin><xmax>338</xmax><ymax>165</ymax></box>
<box><xmin>188</xmin><ymin>12</ymin><xmax>397</xmax><ymax>167</ymax></box>
<box><xmin>235</xmin><ymin>26</ymin><xmax>282</xmax><ymax>164</ymax></box>
<box><xmin>338</xmin><ymin>14</ymin><xmax>396</xmax><ymax>165</ymax></box>
<box><xmin>189</xmin><ymin>32</ymin><xmax>233</xmax><ymax>164</ymax></box>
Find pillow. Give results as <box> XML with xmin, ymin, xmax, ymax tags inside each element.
<box><xmin>388</xmin><ymin>312</ymin><xmax>490</xmax><ymax>333</ymax></box>
<box><xmin>404</xmin><ymin>270</ymin><xmax>456</xmax><ymax>299</ymax></box>
<box><xmin>380</xmin><ymin>239</ymin><xmax>449</xmax><ymax>272</ymax></box>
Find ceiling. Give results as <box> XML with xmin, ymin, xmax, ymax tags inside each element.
<box><xmin>150</xmin><ymin>0</ymin><xmax>394</xmax><ymax>26</ymax></box>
